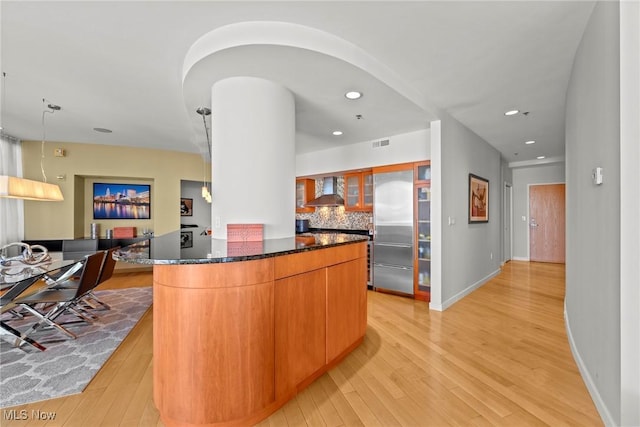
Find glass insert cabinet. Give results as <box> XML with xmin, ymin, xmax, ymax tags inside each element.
<box><xmin>344</xmin><ymin>171</ymin><xmax>373</xmax><ymax>212</ymax></box>
<box><xmin>414</xmin><ymin>161</ymin><xmax>431</xmax><ymax>301</ymax></box>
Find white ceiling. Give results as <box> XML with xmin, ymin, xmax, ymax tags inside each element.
<box><xmin>0</xmin><ymin>1</ymin><xmax>595</xmax><ymax>163</ymax></box>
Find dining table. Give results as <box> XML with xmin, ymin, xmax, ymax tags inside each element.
<box><xmin>0</xmin><ymin>258</ymin><xmax>76</xmax><ymax>351</ymax></box>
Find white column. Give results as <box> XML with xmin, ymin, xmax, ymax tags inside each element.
<box><xmin>210</xmin><ymin>77</ymin><xmax>296</xmax><ymax>240</ymax></box>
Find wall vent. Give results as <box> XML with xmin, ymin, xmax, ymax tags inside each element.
<box><xmin>372</xmin><ymin>139</ymin><xmax>390</xmax><ymax>148</ymax></box>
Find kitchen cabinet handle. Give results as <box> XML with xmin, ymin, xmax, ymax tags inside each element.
<box><xmin>373</xmin><ymin>242</ymin><xmax>412</xmax><ymax>248</ymax></box>
<box><xmin>373</xmin><ymin>263</ymin><xmax>411</xmax><ymax>270</ymax></box>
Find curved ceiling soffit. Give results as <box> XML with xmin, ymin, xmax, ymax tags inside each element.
<box><xmin>182</xmin><ymin>21</ymin><xmax>430</xmax><ymax>115</ymax></box>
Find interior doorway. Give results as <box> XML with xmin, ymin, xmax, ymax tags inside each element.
<box><xmin>504</xmin><ymin>182</ymin><xmax>512</xmax><ymax>263</ymax></box>
<box><xmin>529</xmin><ymin>183</ymin><xmax>565</xmax><ymax>263</ymax></box>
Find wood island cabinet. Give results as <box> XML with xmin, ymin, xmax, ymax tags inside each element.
<box><xmin>153</xmin><ymin>240</ymin><xmax>367</xmax><ymax>427</ymax></box>
<box><xmin>275</xmin><ymin>268</ymin><xmax>326</xmax><ymax>399</ymax></box>
<box><xmin>326</xmin><ymin>258</ymin><xmax>367</xmax><ymax>361</ymax></box>
<box><xmin>344</xmin><ymin>171</ymin><xmax>373</xmax><ymax>211</ymax></box>
<box><xmin>273</xmin><ymin>243</ymin><xmax>367</xmax><ymax>398</ymax></box>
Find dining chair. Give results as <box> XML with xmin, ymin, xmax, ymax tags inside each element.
<box><xmin>12</xmin><ymin>250</ymin><xmax>106</xmax><ymax>347</ymax></box>
<box><xmin>77</xmin><ymin>246</ymin><xmax>119</xmax><ymax>311</ymax></box>
<box><xmin>1</xmin><ymin>275</ymin><xmax>48</xmax><ymax>351</ymax></box>
<box><xmin>42</xmin><ymin>238</ymin><xmax>100</xmax><ymax>284</ymax></box>
<box><xmin>47</xmin><ymin>246</ymin><xmax>120</xmax><ymax>311</ymax></box>
<box><xmin>62</xmin><ymin>239</ymin><xmax>99</xmax><ymax>261</ymax></box>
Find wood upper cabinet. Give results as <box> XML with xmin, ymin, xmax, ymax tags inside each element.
<box><xmin>296</xmin><ymin>179</ymin><xmax>316</xmax><ymax>213</ymax></box>
<box><xmin>415</xmin><ymin>161</ymin><xmax>431</xmax><ymax>184</ymax></box>
<box><xmin>344</xmin><ymin>171</ymin><xmax>373</xmax><ymax>212</ymax></box>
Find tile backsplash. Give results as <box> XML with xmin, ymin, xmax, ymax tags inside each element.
<box><xmin>296</xmin><ymin>177</ymin><xmax>373</xmax><ymax>231</ymax></box>
<box><xmin>296</xmin><ymin>207</ymin><xmax>372</xmax><ymax>230</ymax></box>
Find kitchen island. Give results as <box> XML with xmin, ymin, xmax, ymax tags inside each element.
<box><xmin>115</xmin><ymin>229</ymin><xmax>368</xmax><ymax>427</ymax></box>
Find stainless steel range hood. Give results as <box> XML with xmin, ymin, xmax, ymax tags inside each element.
<box><xmin>305</xmin><ymin>177</ymin><xmax>344</xmax><ymax>207</ymax></box>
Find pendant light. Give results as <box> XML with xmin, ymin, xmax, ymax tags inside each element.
<box><xmin>196</xmin><ymin>106</ymin><xmax>212</xmax><ymax>203</ymax></box>
<box><xmin>0</xmin><ymin>80</ymin><xmax>64</xmax><ymax>201</ymax></box>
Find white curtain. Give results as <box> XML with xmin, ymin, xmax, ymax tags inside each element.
<box><xmin>0</xmin><ymin>135</ymin><xmax>24</xmax><ymax>245</ymax></box>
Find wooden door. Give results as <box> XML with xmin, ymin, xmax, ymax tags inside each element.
<box><xmin>529</xmin><ymin>184</ymin><xmax>565</xmax><ymax>263</ymax></box>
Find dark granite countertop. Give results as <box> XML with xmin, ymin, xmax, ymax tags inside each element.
<box><xmin>113</xmin><ymin>228</ymin><xmax>368</xmax><ymax>265</ymax></box>
<box><xmin>307</xmin><ymin>227</ymin><xmax>373</xmax><ymax>238</ymax></box>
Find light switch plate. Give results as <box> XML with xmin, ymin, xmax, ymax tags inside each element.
<box><xmin>592</xmin><ymin>167</ymin><xmax>603</xmax><ymax>185</ymax></box>
<box><xmin>54</xmin><ymin>148</ymin><xmax>65</xmax><ymax>157</ymax></box>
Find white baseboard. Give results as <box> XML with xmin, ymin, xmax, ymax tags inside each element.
<box><xmin>512</xmin><ymin>256</ymin><xmax>530</xmax><ymax>261</ymax></box>
<box><xmin>564</xmin><ymin>301</ymin><xmax>615</xmax><ymax>426</ymax></box>
<box><xmin>430</xmin><ymin>268</ymin><xmax>501</xmax><ymax>311</ymax></box>
<box><xmin>429</xmin><ymin>301</ymin><xmax>443</xmax><ymax>311</ymax></box>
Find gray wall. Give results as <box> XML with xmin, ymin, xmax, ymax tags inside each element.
<box><xmin>439</xmin><ymin>113</ymin><xmax>502</xmax><ymax>308</ymax></box>
<box><xmin>180</xmin><ymin>180</ymin><xmax>211</xmax><ymax>230</ymax></box>
<box><xmin>565</xmin><ymin>2</ymin><xmax>620</xmax><ymax>424</ymax></box>
<box><xmin>511</xmin><ymin>163</ymin><xmax>565</xmax><ymax>260</ymax></box>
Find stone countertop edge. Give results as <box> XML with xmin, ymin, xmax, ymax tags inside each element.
<box><xmin>113</xmin><ymin>232</ymin><xmax>368</xmax><ymax>266</ymax></box>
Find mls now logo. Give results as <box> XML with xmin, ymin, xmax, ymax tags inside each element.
<box><xmin>3</xmin><ymin>409</ymin><xmax>57</xmax><ymax>421</ymax></box>
<box><xmin>3</xmin><ymin>410</ymin><xmax>28</xmax><ymax>420</ymax></box>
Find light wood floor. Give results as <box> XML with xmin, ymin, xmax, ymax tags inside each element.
<box><xmin>2</xmin><ymin>261</ymin><xmax>602</xmax><ymax>426</ymax></box>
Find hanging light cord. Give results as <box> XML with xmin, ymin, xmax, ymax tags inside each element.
<box><xmin>196</xmin><ymin>107</ymin><xmax>212</xmax><ymax>194</ymax></box>
<box><xmin>1</xmin><ymin>72</ymin><xmax>6</xmax><ymax>133</ymax></box>
<box><xmin>0</xmin><ymin>72</ymin><xmax>20</xmax><ymax>142</ymax></box>
<box><xmin>202</xmin><ymin>154</ymin><xmax>207</xmax><ymax>188</ymax></box>
<box><xmin>40</xmin><ymin>99</ymin><xmax>59</xmax><ymax>183</ymax></box>
<box><xmin>200</xmin><ymin>109</ymin><xmax>212</xmax><ymax>162</ymax></box>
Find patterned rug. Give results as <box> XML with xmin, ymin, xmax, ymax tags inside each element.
<box><xmin>0</xmin><ymin>287</ymin><xmax>153</xmax><ymax>408</ymax></box>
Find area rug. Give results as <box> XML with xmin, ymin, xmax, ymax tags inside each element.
<box><xmin>0</xmin><ymin>287</ymin><xmax>153</xmax><ymax>408</ymax></box>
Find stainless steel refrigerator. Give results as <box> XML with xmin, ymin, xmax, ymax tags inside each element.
<box><xmin>372</xmin><ymin>169</ymin><xmax>414</xmax><ymax>295</ymax></box>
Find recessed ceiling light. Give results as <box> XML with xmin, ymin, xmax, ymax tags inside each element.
<box><xmin>345</xmin><ymin>91</ymin><xmax>362</xmax><ymax>100</ymax></box>
<box><xmin>504</xmin><ymin>109</ymin><xmax>519</xmax><ymax>116</ymax></box>
<box><xmin>332</xmin><ymin>130</ymin><xmax>343</xmax><ymax>136</ymax></box>
<box><xmin>525</xmin><ymin>140</ymin><xmax>536</xmax><ymax>145</ymax></box>
<box><xmin>537</xmin><ymin>155</ymin><xmax>546</xmax><ymax>160</ymax></box>
<box><xmin>93</xmin><ymin>127</ymin><xmax>112</xmax><ymax>133</ymax></box>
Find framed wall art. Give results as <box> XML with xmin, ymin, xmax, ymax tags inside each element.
<box><xmin>469</xmin><ymin>174</ymin><xmax>489</xmax><ymax>223</ymax></box>
<box><xmin>180</xmin><ymin>231</ymin><xmax>193</xmax><ymax>249</ymax></box>
<box><xmin>180</xmin><ymin>198</ymin><xmax>193</xmax><ymax>216</ymax></box>
<box><xmin>93</xmin><ymin>183</ymin><xmax>151</xmax><ymax>219</ymax></box>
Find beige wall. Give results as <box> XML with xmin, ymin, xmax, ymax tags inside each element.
<box><xmin>22</xmin><ymin>140</ymin><xmax>207</xmax><ymax>239</ymax></box>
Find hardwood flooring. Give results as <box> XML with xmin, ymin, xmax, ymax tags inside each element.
<box><xmin>1</xmin><ymin>261</ymin><xmax>602</xmax><ymax>426</ymax></box>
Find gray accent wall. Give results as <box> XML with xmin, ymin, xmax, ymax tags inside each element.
<box><xmin>180</xmin><ymin>180</ymin><xmax>211</xmax><ymax>230</ymax></box>
<box><xmin>565</xmin><ymin>2</ymin><xmax>621</xmax><ymax>424</ymax></box>
<box><xmin>437</xmin><ymin>114</ymin><xmax>502</xmax><ymax>309</ymax></box>
<box><xmin>511</xmin><ymin>163</ymin><xmax>565</xmax><ymax>260</ymax></box>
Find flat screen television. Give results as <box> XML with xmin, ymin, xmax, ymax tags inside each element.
<box><xmin>93</xmin><ymin>183</ymin><xmax>151</xmax><ymax>219</ymax></box>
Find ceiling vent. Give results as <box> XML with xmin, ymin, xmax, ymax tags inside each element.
<box><xmin>372</xmin><ymin>139</ymin><xmax>390</xmax><ymax>148</ymax></box>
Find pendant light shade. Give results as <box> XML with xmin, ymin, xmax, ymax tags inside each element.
<box><xmin>0</xmin><ymin>175</ymin><xmax>64</xmax><ymax>201</ymax></box>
